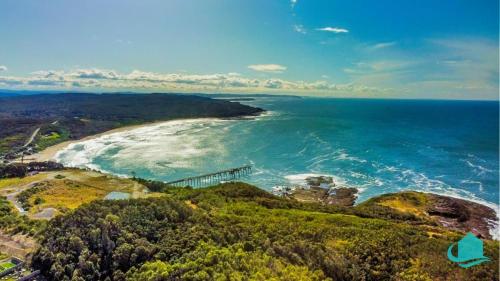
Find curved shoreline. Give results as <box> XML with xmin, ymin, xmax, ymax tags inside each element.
<box><xmin>23</xmin><ymin>119</ymin><xmax>205</xmax><ymax>162</ymax></box>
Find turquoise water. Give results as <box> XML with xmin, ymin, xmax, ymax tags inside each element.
<box><xmin>56</xmin><ymin>97</ymin><xmax>499</xmax><ymax>208</ymax></box>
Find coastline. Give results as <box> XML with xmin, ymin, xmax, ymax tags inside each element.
<box><xmin>22</xmin><ymin>120</ymin><xmax>193</xmax><ymax>162</ymax></box>
<box><xmin>18</xmin><ymin>112</ymin><xmax>499</xmax><ymax>239</ymax></box>
<box><xmin>21</xmin><ymin>110</ymin><xmax>267</xmax><ymax>163</ymax></box>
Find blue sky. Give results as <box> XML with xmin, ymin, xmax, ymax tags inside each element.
<box><xmin>0</xmin><ymin>0</ymin><xmax>498</xmax><ymax>99</ymax></box>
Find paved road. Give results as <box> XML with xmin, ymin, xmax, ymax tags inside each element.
<box><xmin>23</xmin><ymin>127</ymin><xmax>40</xmax><ymax>147</ymax></box>
<box><xmin>5</xmin><ymin>191</ymin><xmax>26</xmax><ymax>214</ymax></box>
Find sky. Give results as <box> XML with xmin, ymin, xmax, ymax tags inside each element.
<box><xmin>0</xmin><ymin>0</ymin><xmax>498</xmax><ymax>100</ymax></box>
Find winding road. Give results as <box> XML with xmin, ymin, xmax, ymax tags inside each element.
<box><xmin>23</xmin><ymin>127</ymin><xmax>40</xmax><ymax>147</ymax></box>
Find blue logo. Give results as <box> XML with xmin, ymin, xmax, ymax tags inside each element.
<box><xmin>447</xmin><ymin>232</ymin><xmax>490</xmax><ymax>268</ymax></box>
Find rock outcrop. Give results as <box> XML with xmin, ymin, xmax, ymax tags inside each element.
<box><xmin>287</xmin><ymin>176</ymin><xmax>358</xmax><ymax>207</ymax></box>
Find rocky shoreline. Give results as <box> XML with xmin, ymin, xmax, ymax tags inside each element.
<box><xmin>280</xmin><ymin>176</ymin><xmax>358</xmax><ymax>207</ymax></box>
<box><xmin>280</xmin><ymin>175</ymin><xmax>498</xmax><ymax>239</ymax></box>
<box><xmin>425</xmin><ymin>193</ymin><xmax>497</xmax><ymax>239</ymax></box>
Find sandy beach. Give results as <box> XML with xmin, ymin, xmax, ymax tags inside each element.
<box><xmin>22</xmin><ymin>112</ymin><xmax>264</xmax><ymax>163</ymax></box>
<box><xmin>22</xmin><ymin>120</ymin><xmax>171</xmax><ymax>162</ymax></box>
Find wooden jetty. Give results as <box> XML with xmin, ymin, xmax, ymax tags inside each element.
<box><xmin>166</xmin><ymin>165</ymin><xmax>252</xmax><ymax>187</ymax></box>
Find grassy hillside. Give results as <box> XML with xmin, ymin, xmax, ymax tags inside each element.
<box><xmin>0</xmin><ymin>169</ymin><xmax>156</xmax><ymax>222</ymax></box>
<box><xmin>30</xmin><ymin>182</ymin><xmax>498</xmax><ymax>281</ymax></box>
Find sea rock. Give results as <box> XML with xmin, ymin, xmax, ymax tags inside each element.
<box><xmin>327</xmin><ymin>187</ymin><xmax>358</xmax><ymax>206</ymax></box>
<box><xmin>288</xmin><ymin>176</ymin><xmax>358</xmax><ymax>207</ymax></box>
<box><xmin>305</xmin><ymin>176</ymin><xmax>335</xmax><ymax>188</ymax></box>
<box><xmin>289</xmin><ymin>186</ymin><xmax>358</xmax><ymax>207</ymax></box>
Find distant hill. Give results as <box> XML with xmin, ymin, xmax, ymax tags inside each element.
<box><xmin>0</xmin><ymin>93</ymin><xmax>263</xmax><ymax>120</ymax></box>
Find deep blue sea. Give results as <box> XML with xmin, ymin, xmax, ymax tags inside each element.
<box><xmin>56</xmin><ymin>96</ymin><xmax>499</xmax><ymax>209</ymax></box>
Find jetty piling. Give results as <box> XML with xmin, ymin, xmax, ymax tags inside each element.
<box><xmin>166</xmin><ymin>165</ymin><xmax>252</xmax><ymax>187</ymax></box>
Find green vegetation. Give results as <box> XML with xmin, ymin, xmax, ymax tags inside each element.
<box><xmin>41</xmin><ymin>132</ymin><xmax>61</xmax><ymax>140</ymax></box>
<box><xmin>361</xmin><ymin>191</ymin><xmax>430</xmax><ymax>216</ymax></box>
<box><xmin>31</xmin><ymin>182</ymin><xmax>499</xmax><ymax>281</ymax></box>
<box><xmin>0</xmin><ymin>135</ymin><xmax>24</xmax><ymax>155</ymax></box>
<box><xmin>132</xmin><ymin>177</ymin><xmax>172</xmax><ymax>192</ymax></box>
<box><xmin>0</xmin><ymin>162</ymin><xmax>63</xmax><ymax>179</ymax></box>
<box><xmin>0</xmin><ymin>196</ymin><xmax>44</xmax><ymax>235</ymax></box>
<box><xmin>36</xmin><ymin>128</ymin><xmax>69</xmax><ymax>151</ymax></box>
<box><xmin>18</xmin><ymin>182</ymin><xmax>50</xmax><ymax>211</ymax></box>
<box><xmin>0</xmin><ymin>117</ymin><xmax>40</xmax><ymax>156</ymax></box>
<box><xmin>128</xmin><ymin>243</ymin><xmax>327</xmax><ymax>281</ymax></box>
<box><xmin>0</xmin><ymin>252</ymin><xmax>8</xmax><ymax>261</ymax></box>
<box><xmin>33</xmin><ymin>197</ymin><xmax>44</xmax><ymax>205</ymax></box>
<box><xmin>0</xmin><ymin>173</ymin><xmax>47</xmax><ymax>190</ymax></box>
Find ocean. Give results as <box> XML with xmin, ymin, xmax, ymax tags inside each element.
<box><xmin>55</xmin><ymin>96</ymin><xmax>499</xmax><ymax>209</ymax></box>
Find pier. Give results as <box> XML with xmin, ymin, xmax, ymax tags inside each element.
<box><xmin>166</xmin><ymin>165</ymin><xmax>252</xmax><ymax>187</ymax></box>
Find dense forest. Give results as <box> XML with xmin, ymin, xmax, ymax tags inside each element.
<box><xmin>0</xmin><ymin>93</ymin><xmax>263</xmax><ymax>157</ymax></box>
<box><xmin>31</xmin><ymin>182</ymin><xmax>499</xmax><ymax>281</ymax></box>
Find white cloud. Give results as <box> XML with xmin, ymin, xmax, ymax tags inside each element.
<box><xmin>370</xmin><ymin>42</ymin><xmax>396</xmax><ymax>50</ymax></box>
<box><xmin>293</xmin><ymin>24</ymin><xmax>306</xmax><ymax>34</ymax></box>
<box><xmin>343</xmin><ymin>60</ymin><xmax>421</xmax><ymax>94</ymax></box>
<box><xmin>428</xmin><ymin>38</ymin><xmax>498</xmax><ymax>95</ymax></box>
<box><xmin>316</xmin><ymin>27</ymin><xmax>349</xmax><ymax>33</ymax></box>
<box><xmin>0</xmin><ymin>68</ymin><xmax>385</xmax><ymax>97</ymax></box>
<box><xmin>0</xmin><ymin>65</ymin><xmax>7</xmax><ymax>72</ymax></box>
<box><xmin>73</xmin><ymin>69</ymin><xmax>120</xmax><ymax>79</ymax></box>
<box><xmin>115</xmin><ymin>39</ymin><xmax>132</xmax><ymax>45</ymax></box>
<box><xmin>342</xmin><ymin>38</ymin><xmax>499</xmax><ymax>100</ymax></box>
<box><xmin>248</xmin><ymin>64</ymin><xmax>287</xmax><ymax>73</ymax></box>
<box><xmin>263</xmin><ymin>79</ymin><xmax>283</xmax><ymax>89</ymax></box>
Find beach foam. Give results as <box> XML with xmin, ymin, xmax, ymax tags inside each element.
<box><xmin>55</xmin><ymin>118</ymin><xmax>231</xmax><ymax>177</ymax></box>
